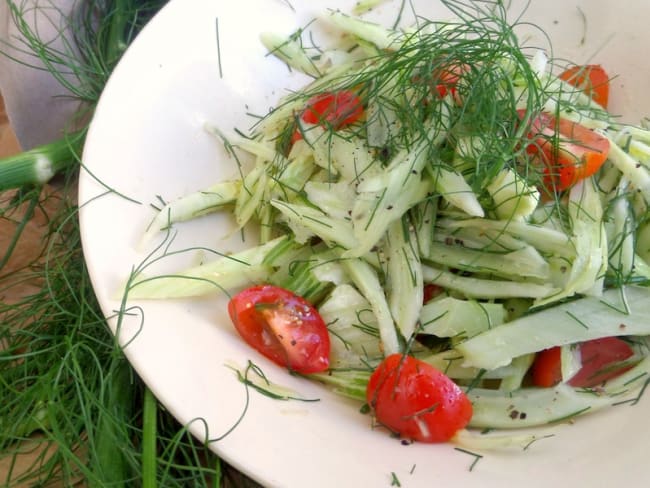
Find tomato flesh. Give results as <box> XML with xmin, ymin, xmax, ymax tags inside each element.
<box><xmin>411</xmin><ymin>63</ymin><xmax>466</xmax><ymax>102</ymax></box>
<box><xmin>366</xmin><ymin>354</ymin><xmax>473</xmax><ymax>443</ymax></box>
<box><xmin>567</xmin><ymin>337</ymin><xmax>634</xmax><ymax>388</ymax></box>
<box><xmin>559</xmin><ymin>64</ymin><xmax>609</xmax><ymax>108</ymax></box>
<box><xmin>521</xmin><ymin>110</ymin><xmax>610</xmax><ymax>191</ymax></box>
<box><xmin>530</xmin><ymin>337</ymin><xmax>634</xmax><ymax>388</ymax></box>
<box><xmin>228</xmin><ymin>285</ymin><xmax>330</xmax><ymax>374</ymax></box>
<box><xmin>530</xmin><ymin>346</ymin><xmax>562</xmax><ymax>387</ymax></box>
<box><xmin>433</xmin><ymin>63</ymin><xmax>467</xmax><ymax>101</ymax></box>
<box><xmin>291</xmin><ymin>90</ymin><xmax>364</xmax><ymax>144</ymax></box>
<box><xmin>301</xmin><ymin>90</ymin><xmax>363</xmax><ymax>127</ymax></box>
<box><xmin>423</xmin><ymin>284</ymin><xmax>443</xmax><ymax>304</ymax></box>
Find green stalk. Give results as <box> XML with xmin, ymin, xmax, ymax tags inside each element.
<box><xmin>0</xmin><ymin>189</ymin><xmax>38</xmax><ymax>270</ymax></box>
<box><xmin>142</xmin><ymin>387</ymin><xmax>158</xmax><ymax>488</ymax></box>
<box><xmin>214</xmin><ymin>457</ymin><xmax>223</xmax><ymax>488</ymax></box>
<box><xmin>0</xmin><ymin>132</ymin><xmax>83</xmax><ymax>191</ymax></box>
<box><xmin>91</xmin><ymin>358</ymin><xmax>134</xmax><ymax>487</ymax></box>
<box><xmin>105</xmin><ymin>0</ymin><xmax>133</xmax><ymax>67</ymax></box>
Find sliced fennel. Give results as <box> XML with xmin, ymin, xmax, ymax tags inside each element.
<box><xmin>140</xmin><ymin>180</ymin><xmax>240</xmax><ymax>247</ymax></box>
<box><xmin>341</xmin><ymin>257</ymin><xmax>401</xmax><ymax>355</ymax></box>
<box><xmin>423</xmin><ymin>241</ymin><xmax>551</xmax><ymax>281</ymax></box>
<box><xmin>384</xmin><ymin>218</ymin><xmax>423</xmax><ymax>341</ymax></box>
<box><xmin>128</xmin><ymin>236</ymin><xmax>295</xmax><ymax>299</ymax></box>
<box><xmin>422</xmin><ymin>264</ymin><xmax>557</xmax><ymax>299</ymax></box>
<box><xmin>467</xmin><ymin>354</ymin><xmax>650</xmax><ymax>428</ymax></box>
<box><xmin>419</xmin><ymin>296</ymin><xmax>507</xmax><ymax>341</ymax></box>
<box><xmin>259</xmin><ymin>32</ymin><xmax>322</xmax><ymax>78</ymax></box>
<box><xmin>127</xmin><ymin>3</ymin><xmax>650</xmax><ymax>442</ymax></box>
<box><xmin>318</xmin><ymin>283</ymin><xmax>382</xmax><ymax>368</ymax></box>
<box><xmin>486</xmin><ymin>168</ymin><xmax>539</xmax><ymax>220</ymax></box>
<box><xmin>456</xmin><ymin>286</ymin><xmax>650</xmax><ymax>370</ymax></box>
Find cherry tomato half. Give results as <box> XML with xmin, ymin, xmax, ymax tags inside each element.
<box><xmin>567</xmin><ymin>337</ymin><xmax>634</xmax><ymax>388</ymax></box>
<box><xmin>366</xmin><ymin>354</ymin><xmax>473</xmax><ymax>443</ymax></box>
<box><xmin>530</xmin><ymin>337</ymin><xmax>634</xmax><ymax>389</ymax></box>
<box><xmin>559</xmin><ymin>64</ymin><xmax>609</xmax><ymax>108</ymax></box>
<box><xmin>530</xmin><ymin>346</ymin><xmax>562</xmax><ymax>387</ymax></box>
<box><xmin>301</xmin><ymin>90</ymin><xmax>364</xmax><ymax>127</ymax></box>
<box><xmin>228</xmin><ymin>285</ymin><xmax>330</xmax><ymax>374</ymax></box>
<box><xmin>411</xmin><ymin>62</ymin><xmax>466</xmax><ymax>104</ymax></box>
<box><xmin>521</xmin><ymin>110</ymin><xmax>610</xmax><ymax>191</ymax></box>
<box><xmin>433</xmin><ymin>63</ymin><xmax>467</xmax><ymax>101</ymax></box>
<box><xmin>423</xmin><ymin>283</ymin><xmax>443</xmax><ymax>304</ymax></box>
<box><xmin>291</xmin><ymin>90</ymin><xmax>364</xmax><ymax>143</ymax></box>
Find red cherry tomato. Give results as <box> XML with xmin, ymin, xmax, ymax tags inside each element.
<box><xmin>292</xmin><ymin>90</ymin><xmax>364</xmax><ymax>143</ymax></box>
<box><xmin>559</xmin><ymin>64</ymin><xmax>609</xmax><ymax>108</ymax></box>
<box><xmin>301</xmin><ymin>90</ymin><xmax>364</xmax><ymax>127</ymax></box>
<box><xmin>366</xmin><ymin>354</ymin><xmax>473</xmax><ymax>443</ymax></box>
<box><xmin>530</xmin><ymin>337</ymin><xmax>634</xmax><ymax>389</ymax></box>
<box><xmin>228</xmin><ymin>285</ymin><xmax>330</xmax><ymax>374</ymax></box>
<box><xmin>411</xmin><ymin>63</ymin><xmax>466</xmax><ymax>103</ymax></box>
<box><xmin>530</xmin><ymin>346</ymin><xmax>562</xmax><ymax>387</ymax></box>
<box><xmin>520</xmin><ymin>110</ymin><xmax>610</xmax><ymax>191</ymax></box>
<box><xmin>433</xmin><ymin>63</ymin><xmax>467</xmax><ymax>100</ymax></box>
<box><xmin>567</xmin><ymin>337</ymin><xmax>634</xmax><ymax>388</ymax></box>
<box><xmin>423</xmin><ymin>283</ymin><xmax>443</xmax><ymax>304</ymax></box>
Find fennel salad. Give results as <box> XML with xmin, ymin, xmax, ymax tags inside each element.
<box><xmin>127</xmin><ymin>1</ymin><xmax>650</xmax><ymax>447</ymax></box>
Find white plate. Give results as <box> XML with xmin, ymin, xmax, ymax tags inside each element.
<box><xmin>79</xmin><ymin>1</ymin><xmax>650</xmax><ymax>486</ymax></box>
